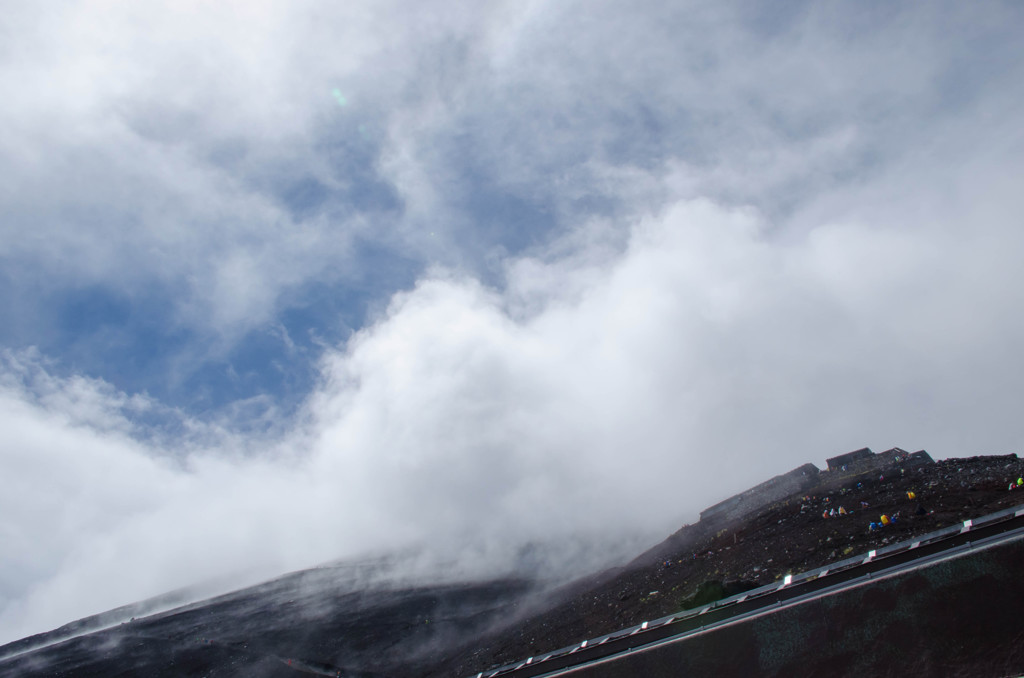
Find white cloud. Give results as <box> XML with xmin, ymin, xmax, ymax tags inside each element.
<box><xmin>2</xmin><ymin>0</ymin><xmax>1021</xmax><ymax>343</ymax></box>
<box><xmin>5</xmin><ymin>165</ymin><xmax>1024</xmax><ymax>640</ymax></box>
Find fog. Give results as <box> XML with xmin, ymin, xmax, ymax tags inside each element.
<box><xmin>2</xmin><ymin>0</ymin><xmax>1023</xmax><ymax>644</ymax></box>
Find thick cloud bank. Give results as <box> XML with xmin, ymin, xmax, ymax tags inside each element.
<box><xmin>2</xmin><ymin>0</ymin><xmax>1024</xmax><ymax>644</ymax></box>
<box><xmin>5</xmin><ymin>187</ymin><xmax>1024</xmax><ymax>641</ymax></box>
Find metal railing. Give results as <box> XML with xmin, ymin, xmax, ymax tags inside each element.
<box><xmin>469</xmin><ymin>503</ymin><xmax>1024</xmax><ymax>678</ymax></box>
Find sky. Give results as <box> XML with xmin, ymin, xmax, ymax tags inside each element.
<box><xmin>2</xmin><ymin>0</ymin><xmax>1024</xmax><ymax>644</ymax></box>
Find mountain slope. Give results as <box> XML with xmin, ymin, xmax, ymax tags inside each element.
<box><xmin>432</xmin><ymin>452</ymin><xmax>1024</xmax><ymax>677</ymax></box>
<box><xmin>3</xmin><ymin>451</ymin><xmax>1022</xmax><ymax>678</ymax></box>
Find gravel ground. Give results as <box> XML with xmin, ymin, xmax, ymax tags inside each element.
<box><xmin>434</xmin><ymin>454</ymin><xmax>1024</xmax><ymax>677</ymax></box>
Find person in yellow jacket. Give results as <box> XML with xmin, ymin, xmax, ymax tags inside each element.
<box><xmin>880</xmin><ymin>514</ymin><xmax>890</xmax><ymax>526</ymax></box>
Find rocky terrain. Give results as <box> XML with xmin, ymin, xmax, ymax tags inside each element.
<box><xmin>3</xmin><ymin>451</ymin><xmax>1023</xmax><ymax>678</ymax></box>
<box><xmin>432</xmin><ymin>452</ymin><xmax>1024</xmax><ymax>677</ymax></box>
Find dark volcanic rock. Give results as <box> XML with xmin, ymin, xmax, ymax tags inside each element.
<box><xmin>433</xmin><ymin>453</ymin><xmax>1024</xmax><ymax>677</ymax></box>
<box><xmin>0</xmin><ymin>571</ymin><xmax>537</xmax><ymax>678</ymax></box>
<box><xmin>4</xmin><ymin>452</ymin><xmax>1024</xmax><ymax>678</ymax></box>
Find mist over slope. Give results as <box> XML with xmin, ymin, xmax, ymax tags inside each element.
<box><xmin>4</xmin><ymin>451</ymin><xmax>1024</xmax><ymax>678</ymax></box>
<box><xmin>0</xmin><ymin>556</ymin><xmax>540</xmax><ymax>678</ymax></box>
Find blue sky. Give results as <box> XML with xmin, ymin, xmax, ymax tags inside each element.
<box><xmin>2</xmin><ymin>0</ymin><xmax>1024</xmax><ymax>643</ymax></box>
